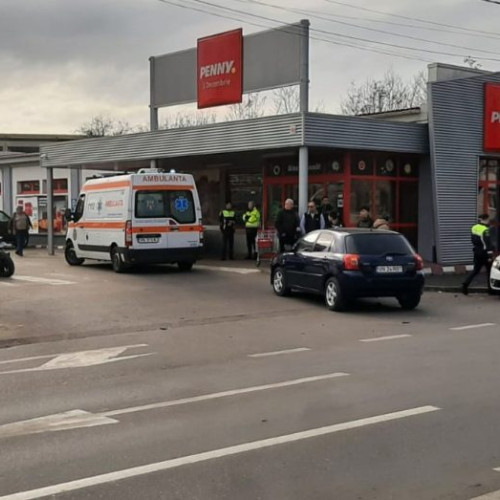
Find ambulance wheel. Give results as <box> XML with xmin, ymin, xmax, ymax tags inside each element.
<box><xmin>111</xmin><ymin>247</ymin><xmax>126</xmax><ymax>273</ymax></box>
<box><xmin>65</xmin><ymin>242</ymin><xmax>84</xmax><ymax>266</ymax></box>
<box><xmin>178</xmin><ymin>261</ymin><xmax>194</xmax><ymax>271</ymax></box>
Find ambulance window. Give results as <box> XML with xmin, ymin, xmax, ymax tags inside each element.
<box><xmin>135</xmin><ymin>190</ymin><xmax>195</xmax><ymax>223</ymax></box>
<box><xmin>74</xmin><ymin>195</ymin><xmax>85</xmax><ymax>223</ymax></box>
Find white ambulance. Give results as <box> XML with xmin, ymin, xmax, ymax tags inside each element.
<box><xmin>65</xmin><ymin>169</ymin><xmax>203</xmax><ymax>272</ymax></box>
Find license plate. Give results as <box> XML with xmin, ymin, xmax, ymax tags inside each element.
<box><xmin>138</xmin><ymin>237</ymin><xmax>159</xmax><ymax>244</ymax></box>
<box><xmin>376</xmin><ymin>265</ymin><xmax>403</xmax><ymax>274</ymax></box>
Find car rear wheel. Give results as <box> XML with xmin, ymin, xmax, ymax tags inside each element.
<box><xmin>111</xmin><ymin>247</ymin><xmax>127</xmax><ymax>273</ymax></box>
<box><xmin>272</xmin><ymin>267</ymin><xmax>290</xmax><ymax>297</ymax></box>
<box><xmin>325</xmin><ymin>277</ymin><xmax>346</xmax><ymax>312</ymax></box>
<box><xmin>64</xmin><ymin>242</ymin><xmax>84</xmax><ymax>266</ymax></box>
<box><xmin>178</xmin><ymin>261</ymin><xmax>194</xmax><ymax>271</ymax></box>
<box><xmin>397</xmin><ymin>293</ymin><xmax>421</xmax><ymax>310</ymax></box>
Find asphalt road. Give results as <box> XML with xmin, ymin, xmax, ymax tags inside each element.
<box><xmin>1</xmin><ymin>250</ymin><xmax>500</xmax><ymax>499</ymax></box>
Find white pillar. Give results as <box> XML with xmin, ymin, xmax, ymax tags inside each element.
<box><xmin>298</xmin><ymin>146</ymin><xmax>308</xmax><ymax>216</ymax></box>
<box><xmin>47</xmin><ymin>167</ymin><xmax>54</xmax><ymax>256</ymax></box>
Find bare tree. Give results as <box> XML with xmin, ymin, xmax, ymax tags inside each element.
<box><xmin>76</xmin><ymin>115</ymin><xmax>138</xmax><ymax>137</ymax></box>
<box><xmin>340</xmin><ymin>70</ymin><xmax>427</xmax><ymax>116</ymax></box>
<box><xmin>225</xmin><ymin>93</ymin><xmax>267</xmax><ymax>121</ymax></box>
<box><xmin>272</xmin><ymin>86</ymin><xmax>300</xmax><ymax>114</ymax></box>
<box><xmin>161</xmin><ymin>111</ymin><xmax>217</xmax><ymax>129</ymax></box>
<box><xmin>464</xmin><ymin>56</ymin><xmax>483</xmax><ymax>69</ymax></box>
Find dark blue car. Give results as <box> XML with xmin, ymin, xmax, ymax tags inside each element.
<box><xmin>271</xmin><ymin>228</ymin><xmax>425</xmax><ymax>311</ymax></box>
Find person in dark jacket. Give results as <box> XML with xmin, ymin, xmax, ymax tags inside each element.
<box><xmin>328</xmin><ymin>211</ymin><xmax>342</xmax><ymax>229</ymax></box>
<box><xmin>462</xmin><ymin>213</ymin><xmax>494</xmax><ymax>295</ymax></box>
<box><xmin>320</xmin><ymin>196</ymin><xmax>333</xmax><ymax>226</ymax></box>
<box><xmin>219</xmin><ymin>202</ymin><xmax>236</xmax><ymax>261</ymax></box>
<box><xmin>357</xmin><ymin>206</ymin><xmax>374</xmax><ymax>228</ymax></box>
<box><xmin>275</xmin><ymin>199</ymin><xmax>301</xmax><ymax>253</ymax></box>
<box><xmin>11</xmin><ymin>205</ymin><xmax>32</xmax><ymax>257</ymax></box>
<box><xmin>300</xmin><ymin>202</ymin><xmax>326</xmax><ymax>235</ymax></box>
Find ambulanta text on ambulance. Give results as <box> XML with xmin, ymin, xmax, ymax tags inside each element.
<box><xmin>65</xmin><ymin>169</ymin><xmax>203</xmax><ymax>272</ymax></box>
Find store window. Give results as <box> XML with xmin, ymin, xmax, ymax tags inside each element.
<box><xmin>375</xmin><ymin>181</ymin><xmax>396</xmax><ymax>219</ymax></box>
<box><xmin>17</xmin><ymin>180</ymin><xmax>40</xmax><ymax>195</ymax></box>
<box><xmin>350</xmin><ymin>180</ymin><xmax>372</xmax><ymax>221</ymax></box>
<box><xmin>193</xmin><ymin>169</ymin><xmax>222</xmax><ymax>226</ymax></box>
<box><xmin>267</xmin><ymin>185</ymin><xmax>283</xmax><ymax>223</ymax></box>
<box><xmin>42</xmin><ymin>179</ymin><xmax>68</xmax><ymax>194</ymax></box>
<box><xmin>351</xmin><ymin>155</ymin><xmax>374</xmax><ymax>176</ymax></box>
<box><xmin>479</xmin><ymin>158</ymin><xmax>500</xmax><ymax>249</ymax></box>
<box><xmin>227</xmin><ymin>172</ymin><xmax>262</xmax><ymax>222</ymax></box>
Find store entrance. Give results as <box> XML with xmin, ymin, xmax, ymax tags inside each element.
<box><xmin>479</xmin><ymin>157</ymin><xmax>500</xmax><ymax>250</ymax></box>
<box><xmin>265</xmin><ymin>177</ymin><xmax>345</xmax><ymax>226</ymax></box>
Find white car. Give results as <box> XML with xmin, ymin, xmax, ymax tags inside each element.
<box><xmin>490</xmin><ymin>256</ymin><xmax>500</xmax><ymax>292</ymax></box>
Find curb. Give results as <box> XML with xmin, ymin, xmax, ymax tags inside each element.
<box><xmin>424</xmin><ymin>285</ymin><xmax>489</xmax><ymax>294</ymax></box>
<box><xmin>423</xmin><ymin>264</ymin><xmax>474</xmax><ymax>276</ymax></box>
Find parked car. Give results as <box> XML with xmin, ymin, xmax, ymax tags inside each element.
<box><xmin>0</xmin><ymin>210</ymin><xmax>29</xmax><ymax>248</ymax></box>
<box><xmin>490</xmin><ymin>255</ymin><xmax>500</xmax><ymax>292</ymax></box>
<box><xmin>271</xmin><ymin>228</ymin><xmax>425</xmax><ymax>311</ymax></box>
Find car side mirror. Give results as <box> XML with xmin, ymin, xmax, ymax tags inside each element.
<box><xmin>64</xmin><ymin>208</ymin><xmax>73</xmax><ymax>222</ymax></box>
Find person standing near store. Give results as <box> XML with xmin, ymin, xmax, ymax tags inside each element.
<box><xmin>11</xmin><ymin>205</ymin><xmax>32</xmax><ymax>257</ymax></box>
<box><xmin>275</xmin><ymin>198</ymin><xmax>301</xmax><ymax>253</ymax></box>
<box><xmin>242</xmin><ymin>201</ymin><xmax>261</xmax><ymax>260</ymax></box>
<box><xmin>300</xmin><ymin>202</ymin><xmax>326</xmax><ymax>235</ymax></box>
<box><xmin>219</xmin><ymin>202</ymin><xmax>236</xmax><ymax>261</ymax></box>
<box><xmin>328</xmin><ymin>211</ymin><xmax>343</xmax><ymax>229</ymax></box>
<box><xmin>320</xmin><ymin>196</ymin><xmax>333</xmax><ymax>227</ymax></box>
<box><xmin>357</xmin><ymin>206</ymin><xmax>374</xmax><ymax>228</ymax></box>
<box><xmin>462</xmin><ymin>213</ymin><xmax>494</xmax><ymax>295</ymax></box>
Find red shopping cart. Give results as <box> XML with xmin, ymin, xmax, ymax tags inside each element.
<box><xmin>256</xmin><ymin>229</ymin><xmax>278</xmax><ymax>267</ymax></box>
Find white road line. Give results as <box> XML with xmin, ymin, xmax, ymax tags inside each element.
<box><xmin>470</xmin><ymin>489</ymin><xmax>500</xmax><ymax>499</ymax></box>
<box><xmin>195</xmin><ymin>265</ymin><xmax>260</xmax><ymax>275</ymax></box>
<box><xmin>12</xmin><ymin>275</ymin><xmax>76</xmax><ymax>285</ymax></box>
<box><xmin>0</xmin><ymin>344</ymin><xmax>149</xmax><ymax>368</ymax></box>
<box><xmin>0</xmin><ymin>406</ymin><xmax>440</xmax><ymax>500</ymax></box>
<box><xmin>359</xmin><ymin>334</ymin><xmax>412</xmax><ymax>343</ymax></box>
<box><xmin>0</xmin><ymin>281</ymin><xmax>17</xmax><ymax>287</ymax></box>
<box><xmin>248</xmin><ymin>347</ymin><xmax>311</xmax><ymax>358</ymax></box>
<box><xmin>450</xmin><ymin>323</ymin><xmax>496</xmax><ymax>331</ymax></box>
<box><xmin>103</xmin><ymin>372</ymin><xmax>348</xmax><ymax>417</ymax></box>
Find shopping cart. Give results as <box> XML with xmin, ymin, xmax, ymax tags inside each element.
<box><xmin>256</xmin><ymin>229</ymin><xmax>278</xmax><ymax>267</ymax></box>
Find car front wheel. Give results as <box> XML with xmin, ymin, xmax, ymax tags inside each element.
<box><xmin>64</xmin><ymin>242</ymin><xmax>84</xmax><ymax>266</ymax></box>
<box><xmin>397</xmin><ymin>293</ymin><xmax>421</xmax><ymax>310</ymax></box>
<box><xmin>272</xmin><ymin>267</ymin><xmax>290</xmax><ymax>297</ymax></box>
<box><xmin>325</xmin><ymin>277</ymin><xmax>346</xmax><ymax>312</ymax></box>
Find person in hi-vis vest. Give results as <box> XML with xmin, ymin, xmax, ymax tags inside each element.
<box><xmin>219</xmin><ymin>202</ymin><xmax>236</xmax><ymax>261</ymax></box>
<box><xmin>243</xmin><ymin>201</ymin><xmax>261</xmax><ymax>260</ymax></box>
<box><xmin>462</xmin><ymin>213</ymin><xmax>494</xmax><ymax>295</ymax></box>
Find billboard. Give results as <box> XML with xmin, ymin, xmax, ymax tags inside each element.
<box><xmin>197</xmin><ymin>29</ymin><xmax>243</xmax><ymax>109</ymax></box>
<box><xmin>484</xmin><ymin>83</ymin><xmax>500</xmax><ymax>152</ymax></box>
<box><xmin>150</xmin><ymin>22</ymin><xmax>304</xmax><ymax>109</ymax></box>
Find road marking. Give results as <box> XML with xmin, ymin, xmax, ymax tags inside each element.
<box><xmin>0</xmin><ymin>281</ymin><xmax>17</xmax><ymax>287</ymax></box>
<box><xmin>0</xmin><ymin>405</ymin><xmax>440</xmax><ymax>500</ymax></box>
<box><xmin>359</xmin><ymin>334</ymin><xmax>412</xmax><ymax>343</ymax></box>
<box><xmin>12</xmin><ymin>275</ymin><xmax>76</xmax><ymax>286</ymax></box>
<box><xmin>0</xmin><ymin>372</ymin><xmax>349</xmax><ymax>438</ymax></box>
<box><xmin>0</xmin><ymin>410</ymin><xmax>118</xmax><ymax>439</ymax></box>
<box><xmin>103</xmin><ymin>372</ymin><xmax>348</xmax><ymax>417</ymax></box>
<box><xmin>450</xmin><ymin>323</ymin><xmax>496</xmax><ymax>331</ymax></box>
<box><xmin>195</xmin><ymin>265</ymin><xmax>260</xmax><ymax>275</ymax></box>
<box><xmin>248</xmin><ymin>347</ymin><xmax>311</xmax><ymax>358</ymax></box>
<box><xmin>0</xmin><ymin>344</ymin><xmax>152</xmax><ymax>374</ymax></box>
<box><xmin>470</xmin><ymin>489</ymin><xmax>500</xmax><ymax>499</ymax></box>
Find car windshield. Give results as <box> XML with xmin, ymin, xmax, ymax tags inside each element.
<box><xmin>345</xmin><ymin>233</ymin><xmax>414</xmax><ymax>255</ymax></box>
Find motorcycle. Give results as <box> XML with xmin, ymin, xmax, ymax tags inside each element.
<box><xmin>0</xmin><ymin>237</ymin><xmax>15</xmax><ymax>278</ymax></box>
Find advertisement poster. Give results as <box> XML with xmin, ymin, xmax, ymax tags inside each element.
<box><xmin>37</xmin><ymin>196</ymin><xmax>68</xmax><ymax>235</ymax></box>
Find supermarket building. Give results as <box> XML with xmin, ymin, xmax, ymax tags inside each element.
<box><xmin>2</xmin><ymin>21</ymin><xmax>500</xmax><ymax>265</ymax></box>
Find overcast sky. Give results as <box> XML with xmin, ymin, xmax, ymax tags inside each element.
<box><xmin>1</xmin><ymin>0</ymin><xmax>499</xmax><ymax>134</ymax></box>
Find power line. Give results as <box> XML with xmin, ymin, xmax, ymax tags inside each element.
<box><xmin>156</xmin><ymin>0</ymin><xmax>433</xmax><ymax>63</ymax></box>
<box><xmin>186</xmin><ymin>0</ymin><xmax>500</xmax><ymax>62</ymax></box>
<box><xmin>235</xmin><ymin>0</ymin><xmax>500</xmax><ymax>55</ymax></box>
<box><xmin>323</xmin><ymin>0</ymin><xmax>500</xmax><ymax>38</ymax></box>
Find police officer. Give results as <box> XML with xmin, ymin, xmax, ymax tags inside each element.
<box><xmin>219</xmin><ymin>202</ymin><xmax>236</xmax><ymax>261</ymax></box>
<box><xmin>462</xmin><ymin>213</ymin><xmax>494</xmax><ymax>295</ymax></box>
<box><xmin>243</xmin><ymin>201</ymin><xmax>261</xmax><ymax>259</ymax></box>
